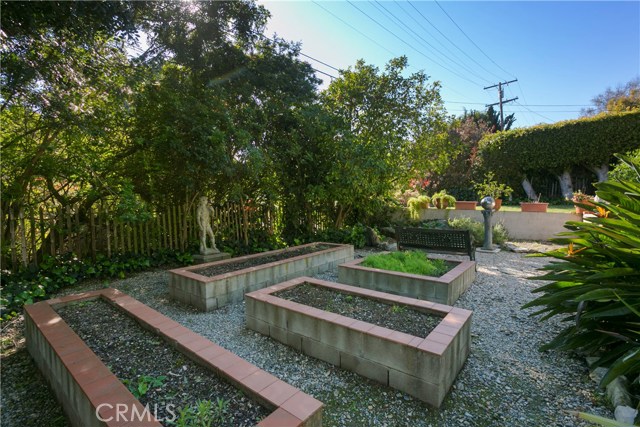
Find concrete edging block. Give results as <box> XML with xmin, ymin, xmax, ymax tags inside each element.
<box><xmin>338</xmin><ymin>254</ymin><xmax>476</xmax><ymax>305</ymax></box>
<box><xmin>24</xmin><ymin>288</ymin><xmax>323</xmax><ymax>427</ymax></box>
<box><xmin>245</xmin><ymin>277</ymin><xmax>472</xmax><ymax>408</ymax></box>
<box><xmin>169</xmin><ymin>242</ymin><xmax>354</xmax><ymax>311</ymax></box>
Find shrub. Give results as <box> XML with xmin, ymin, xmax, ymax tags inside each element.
<box><xmin>447</xmin><ymin>217</ymin><xmax>509</xmax><ymax>246</ymax></box>
<box><xmin>523</xmin><ymin>154</ymin><xmax>640</xmax><ymax>387</ymax></box>
<box><xmin>362</xmin><ymin>251</ymin><xmax>451</xmax><ymax>276</ymax></box>
<box><xmin>473</xmin><ymin>171</ymin><xmax>513</xmax><ymax>200</ymax></box>
<box><xmin>313</xmin><ymin>223</ymin><xmax>367</xmax><ymax>249</ymax></box>
<box><xmin>407</xmin><ymin>195</ymin><xmax>430</xmax><ymax>219</ymax></box>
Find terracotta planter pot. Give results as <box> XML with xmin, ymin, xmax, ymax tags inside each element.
<box><xmin>520</xmin><ymin>202</ymin><xmax>548</xmax><ymax>213</ymax></box>
<box><xmin>455</xmin><ymin>201</ymin><xmax>477</xmax><ymax>210</ymax></box>
<box><xmin>494</xmin><ymin>198</ymin><xmax>503</xmax><ymax>211</ymax></box>
<box><xmin>433</xmin><ymin>200</ymin><xmax>449</xmax><ymax>209</ymax></box>
<box><xmin>573</xmin><ymin>200</ymin><xmax>595</xmax><ymax>214</ymax></box>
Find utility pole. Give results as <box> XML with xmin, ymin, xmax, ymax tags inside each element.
<box><xmin>484</xmin><ymin>79</ymin><xmax>518</xmax><ymax>130</ymax></box>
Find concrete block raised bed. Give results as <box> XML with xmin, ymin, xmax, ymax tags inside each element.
<box><xmin>337</xmin><ymin>254</ymin><xmax>476</xmax><ymax>305</ymax></box>
<box><xmin>169</xmin><ymin>242</ymin><xmax>353</xmax><ymax>311</ymax></box>
<box><xmin>245</xmin><ymin>277</ymin><xmax>472</xmax><ymax>408</ymax></box>
<box><xmin>24</xmin><ymin>288</ymin><xmax>322</xmax><ymax>427</ymax></box>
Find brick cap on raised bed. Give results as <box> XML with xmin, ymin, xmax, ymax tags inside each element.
<box><xmin>24</xmin><ymin>288</ymin><xmax>323</xmax><ymax>427</ymax></box>
<box><xmin>247</xmin><ymin>276</ymin><xmax>473</xmax><ymax>356</ymax></box>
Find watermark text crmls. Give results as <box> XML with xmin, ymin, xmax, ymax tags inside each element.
<box><xmin>96</xmin><ymin>403</ymin><xmax>176</xmax><ymax>423</ymax></box>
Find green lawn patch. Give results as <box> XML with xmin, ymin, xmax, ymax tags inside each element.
<box><xmin>361</xmin><ymin>251</ymin><xmax>451</xmax><ymax>277</ymax></box>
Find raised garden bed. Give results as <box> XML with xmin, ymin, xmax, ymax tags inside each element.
<box><xmin>169</xmin><ymin>242</ymin><xmax>353</xmax><ymax>311</ymax></box>
<box><xmin>338</xmin><ymin>252</ymin><xmax>476</xmax><ymax>305</ymax></box>
<box><xmin>24</xmin><ymin>288</ymin><xmax>323</xmax><ymax>427</ymax></box>
<box><xmin>245</xmin><ymin>277</ymin><xmax>472</xmax><ymax>408</ymax></box>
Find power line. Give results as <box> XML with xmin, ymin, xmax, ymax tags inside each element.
<box><xmin>311</xmin><ymin>1</ymin><xmax>475</xmax><ymax>100</ymax></box>
<box><xmin>346</xmin><ymin>0</ymin><xmax>482</xmax><ymax>86</ymax></box>
<box><xmin>513</xmin><ymin>101</ymin><xmax>554</xmax><ymax>123</ymax></box>
<box><xmin>371</xmin><ymin>0</ymin><xmax>490</xmax><ymax>85</ymax></box>
<box><xmin>298</xmin><ymin>52</ymin><xmax>340</xmax><ymax>72</ymax></box>
<box><xmin>311</xmin><ymin>0</ymin><xmax>397</xmax><ymax>58</ymax></box>
<box><xmin>405</xmin><ymin>0</ymin><xmax>506</xmax><ymax>82</ymax></box>
<box><xmin>434</xmin><ymin>0</ymin><xmax>515</xmax><ymax>79</ymax></box>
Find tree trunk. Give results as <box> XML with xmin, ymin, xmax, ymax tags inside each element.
<box><xmin>521</xmin><ymin>178</ymin><xmax>537</xmax><ymax>200</ymax></box>
<box><xmin>557</xmin><ymin>170</ymin><xmax>574</xmax><ymax>200</ymax></box>
<box><xmin>589</xmin><ymin>163</ymin><xmax>609</xmax><ymax>182</ymax></box>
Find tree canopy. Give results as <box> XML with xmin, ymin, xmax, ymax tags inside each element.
<box><xmin>1</xmin><ymin>0</ymin><xmax>455</xmax><ymax>248</ymax></box>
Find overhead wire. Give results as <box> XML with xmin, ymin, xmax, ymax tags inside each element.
<box><xmin>371</xmin><ymin>0</ymin><xmax>491</xmax><ymax>85</ymax></box>
<box><xmin>434</xmin><ymin>0</ymin><xmax>516</xmax><ymax>79</ymax></box>
<box><xmin>405</xmin><ymin>0</ymin><xmax>506</xmax><ymax>83</ymax></box>
<box><xmin>311</xmin><ymin>0</ymin><xmax>474</xmax><ymax>100</ymax></box>
<box><xmin>513</xmin><ymin>101</ymin><xmax>554</xmax><ymax>123</ymax></box>
<box><xmin>311</xmin><ymin>0</ymin><xmax>398</xmax><ymax>58</ymax></box>
<box><xmin>346</xmin><ymin>0</ymin><xmax>483</xmax><ymax>86</ymax></box>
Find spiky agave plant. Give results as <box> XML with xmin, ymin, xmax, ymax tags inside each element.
<box><xmin>524</xmin><ymin>154</ymin><xmax>640</xmax><ymax>387</ymax></box>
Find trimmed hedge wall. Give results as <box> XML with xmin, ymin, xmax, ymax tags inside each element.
<box><xmin>477</xmin><ymin>111</ymin><xmax>640</xmax><ymax>178</ymax></box>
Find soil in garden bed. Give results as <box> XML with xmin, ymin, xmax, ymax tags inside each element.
<box><xmin>56</xmin><ymin>300</ymin><xmax>269</xmax><ymax>426</ymax></box>
<box><xmin>194</xmin><ymin>243</ymin><xmax>334</xmax><ymax>277</ymax></box>
<box><xmin>275</xmin><ymin>283</ymin><xmax>442</xmax><ymax>338</ymax></box>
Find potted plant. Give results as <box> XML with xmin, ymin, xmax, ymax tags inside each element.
<box><xmin>431</xmin><ymin>190</ymin><xmax>456</xmax><ymax>209</ymax></box>
<box><xmin>571</xmin><ymin>190</ymin><xmax>595</xmax><ymax>214</ymax></box>
<box><xmin>473</xmin><ymin>172</ymin><xmax>513</xmax><ymax>211</ymax></box>
<box><xmin>520</xmin><ymin>194</ymin><xmax>549</xmax><ymax>212</ymax></box>
<box><xmin>407</xmin><ymin>195</ymin><xmax>431</xmax><ymax>219</ymax></box>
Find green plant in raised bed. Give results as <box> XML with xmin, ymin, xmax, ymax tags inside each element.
<box><xmin>524</xmin><ymin>154</ymin><xmax>640</xmax><ymax>389</ymax></box>
<box><xmin>174</xmin><ymin>398</ymin><xmax>230</xmax><ymax>427</ymax></box>
<box><xmin>362</xmin><ymin>251</ymin><xmax>451</xmax><ymax>276</ymax></box>
<box><xmin>391</xmin><ymin>304</ymin><xmax>406</xmax><ymax>314</ymax></box>
<box><xmin>122</xmin><ymin>375</ymin><xmax>167</xmax><ymax>399</ymax></box>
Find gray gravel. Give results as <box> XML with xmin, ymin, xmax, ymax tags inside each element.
<box><xmin>1</xmin><ymin>244</ymin><xmax>613</xmax><ymax>426</ymax></box>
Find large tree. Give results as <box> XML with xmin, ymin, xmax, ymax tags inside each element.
<box><xmin>320</xmin><ymin>57</ymin><xmax>449</xmax><ymax>227</ymax></box>
<box><xmin>582</xmin><ymin>77</ymin><xmax>640</xmax><ymax>116</ymax></box>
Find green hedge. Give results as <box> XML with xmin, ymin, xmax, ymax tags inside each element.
<box><xmin>478</xmin><ymin>111</ymin><xmax>640</xmax><ymax>178</ymax></box>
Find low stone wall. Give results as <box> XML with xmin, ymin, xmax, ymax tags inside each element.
<box><xmin>337</xmin><ymin>255</ymin><xmax>476</xmax><ymax>305</ymax></box>
<box><xmin>169</xmin><ymin>242</ymin><xmax>354</xmax><ymax>311</ymax></box>
<box><xmin>419</xmin><ymin>209</ymin><xmax>580</xmax><ymax>241</ymax></box>
<box><xmin>24</xmin><ymin>289</ymin><xmax>323</xmax><ymax>427</ymax></box>
<box><xmin>245</xmin><ymin>277</ymin><xmax>472</xmax><ymax>408</ymax></box>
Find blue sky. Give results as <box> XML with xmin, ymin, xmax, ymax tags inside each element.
<box><xmin>259</xmin><ymin>1</ymin><xmax>640</xmax><ymax>128</ymax></box>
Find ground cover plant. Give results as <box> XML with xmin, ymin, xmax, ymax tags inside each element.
<box><xmin>0</xmin><ymin>249</ymin><xmax>192</xmax><ymax>321</ymax></box>
<box><xmin>525</xmin><ymin>155</ymin><xmax>640</xmax><ymax>393</ymax></box>
<box><xmin>361</xmin><ymin>250</ymin><xmax>451</xmax><ymax>277</ymax></box>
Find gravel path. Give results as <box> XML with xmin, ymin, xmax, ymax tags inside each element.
<box><xmin>1</xmin><ymin>244</ymin><xmax>613</xmax><ymax>426</ymax></box>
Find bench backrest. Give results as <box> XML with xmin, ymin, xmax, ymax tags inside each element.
<box><xmin>396</xmin><ymin>227</ymin><xmax>475</xmax><ymax>261</ymax></box>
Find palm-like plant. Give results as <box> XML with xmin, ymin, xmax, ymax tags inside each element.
<box><xmin>524</xmin><ymin>155</ymin><xmax>640</xmax><ymax>387</ymax></box>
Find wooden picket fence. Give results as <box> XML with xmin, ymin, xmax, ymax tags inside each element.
<box><xmin>2</xmin><ymin>200</ymin><xmax>281</xmax><ymax>272</ymax></box>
